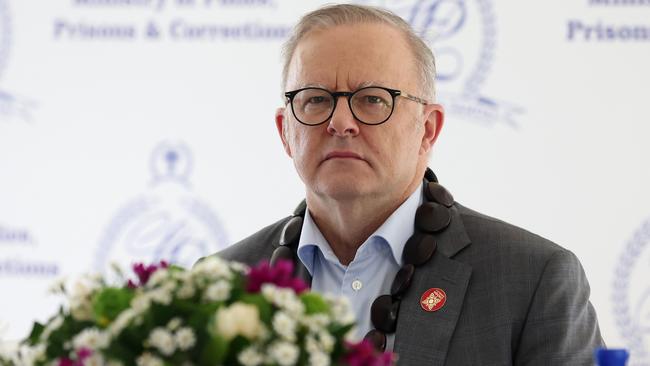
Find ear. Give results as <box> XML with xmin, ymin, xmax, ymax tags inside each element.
<box><xmin>420</xmin><ymin>103</ymin><xmax>444</xmax><ymax>155</ymax></box>
<box><xmin>275</xmin><ymin>107</ymin><xmax>293</xmax><ymax>157</ymax></box>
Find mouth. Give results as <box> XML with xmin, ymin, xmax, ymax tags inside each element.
<box><xmin>323</xmin><ymin>151</ymin><xmax>365</xmax><ymax>162</ymax></box>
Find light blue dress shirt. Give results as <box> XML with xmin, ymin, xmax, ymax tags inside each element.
<box><xmin>297</xmin><ymin>182</ymin><xmax>424</xmax><ymax>347</ymax></box>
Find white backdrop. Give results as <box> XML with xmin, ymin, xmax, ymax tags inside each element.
<box><xmin>1</xmin><ymin>0</ymin><xmax>649</xmax><ymax>363</ymax></box>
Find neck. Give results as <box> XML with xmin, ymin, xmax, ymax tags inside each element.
<box><xmin>306</xmin><ymin>176</ymin><xmax>422</xmax><ymax>266</ymax></box>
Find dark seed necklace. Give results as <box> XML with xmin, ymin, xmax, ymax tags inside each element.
<box><xmin>270</xmin><ymin>168</ymin><xmax>454</xmax><ymax>351</ymax></box>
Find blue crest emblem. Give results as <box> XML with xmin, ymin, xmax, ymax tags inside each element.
<box><xmin>94</xmin><ymin>141</ymin><xmax>229</xmax><ymax>272</ymax></box>
<box><xmin>355</xmin><ymin>0</ymin><xmax>523</xmax><ymax>127</ymax></box>
<box><xmin>0</xmin><ymin>0</ymin><xmax>35</xmax><ymax>122</ymax></box>
<box><xmin>613</xmin><ymin>218</ymin><xmax>650</xmax><ymax>364</ymax></box>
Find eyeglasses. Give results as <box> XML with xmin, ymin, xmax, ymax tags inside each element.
<box><xmin>284</xmin><ymin>86</ymin><xmax>431</xmax><ymax>126</ymax></box>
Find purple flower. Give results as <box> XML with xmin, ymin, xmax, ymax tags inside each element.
<box><xmin>128</xmin><ymin>260</ymin><xmax>169</xmax><ymax>287</ymax></box>
<box><xmin>246</xmin><ymin>260</ymin><xmax>308</xmax><ymax>294</ymax></box>
<box><xmin>76</xmin><ymin>348</ymin><xmax>92</xmax><ymax>361</ymax></box>
<box><xmin>58</xmin><ymin>358</ymin><xmax>75</xmax><ymax>366</ymax></box>
<box><xmin>57</xmin><ymin>348</ymin><xmax>94</xmax><ymax>366</ymax></box>
<box><xmin>342</xmin><ymin>339</ymin><xmax>395</xmax><ymax>366</ymax></box>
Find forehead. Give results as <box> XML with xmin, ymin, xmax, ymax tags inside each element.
<box><xmin>286</xmin><ymin>22</ymin><xmax>418</xmax><ymax>91</ymax></box>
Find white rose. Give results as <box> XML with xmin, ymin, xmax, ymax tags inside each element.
<box><xmin>269</xmin><ymin>341</ymin><xmax>299</xmax><ymax>366</ymax></box>
<box><xmin>215</xmin><ymin>303</ymin><xmax>264</xmax><ymax>341</ymax></box>
<box><xmin>147</xmin><ymin>327</ymin><xmax>176</xmax><ymax>356</ymax></box>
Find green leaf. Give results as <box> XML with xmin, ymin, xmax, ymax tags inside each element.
<box><xmin>92</xmin><ymin>288</ymin><xmax>134</xmax><ymax>327</ymax></box>
<box><xmin>300</xmin><ymin>292</ymin><xmax>330</xmax><ymax>315</ymax></box>
<box><xmin>198</xmin><ymin>335</ymin><xmax>228</xmax><ymax>366</ymax></box>
<box><xmin>24</xmin><ymin>322</ymin><xmax>45</xmax><ymax>345</ymax></box>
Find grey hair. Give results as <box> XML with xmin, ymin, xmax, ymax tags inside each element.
<box><xmin>281</xmin><ymin>4</ymin><xmax>437</xmax><ymax>100</ymax></box>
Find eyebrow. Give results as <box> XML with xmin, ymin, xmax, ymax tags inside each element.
<box><xmin>294</xmin><ymin>80</ymin><xmax>391</xmax><ymax>91</ymax></box>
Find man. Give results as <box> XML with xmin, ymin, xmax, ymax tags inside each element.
<box><xmin>217</xmin><ymin>4</ymin><xmax>602</xmax><ymax>365</ymax></box>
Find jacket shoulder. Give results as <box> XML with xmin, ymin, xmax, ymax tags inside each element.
<box><xmin>456</xmin><ymin>203</ymin><xmax>565</xmax><ymax>258</ymax></box>
<box><xmin>215</xmin><ymin>216</ymin><xmax>291</xmax><ymax>266</ymax></box>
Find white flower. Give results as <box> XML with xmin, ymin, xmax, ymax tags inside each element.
<box><xmin>84</xmin><ymin>353</ymin><xmax>105</xmax><ymax>366</ymax></box>
<box><xmin>108</xmin><ymin>309</ymin><xmax>137</xmax><ymax>337</ymax></box>
<box><xmin>193</xmin><ymin>257</ymin><xmax>232</xmax><ymax>280</ymax></box>
<box><xmin>174</xmin><ymin>327</ymin><xmax>196</xmax><ymax>351</ymax></box>
<box><xmin>261</xmin><ymin>285</ymin><xmax>305</xmax><ymax>314</ymax></box>
<box><xmin>131</xmin><ymin>295</ymin><xmax>152</xmax><ymax>313</ymax></box>
<box><xmin>146</xmin><ymin>269</ymin><xmax>169</xmax><ymax>288</ymax></box>
<box><xmin>238</xmin><ymin>346</ymin><xmax>264</xmax><ymax>366</ymax></box>
<box><xmin>166</xmin><ymin>317</ymin><xmax>182</xmax><ymax>331</ymax></box>
<box><xmin>308</xmin><ymin>351</ymin><xmax>330</xmax><ymax>366</ymax></box>
<box><xmin>203</xmin><ymin>280</ymin><xmax>231</xmax><ymax>302</ymax></box>
<box><xmin>72</xmin><ymin>328</ymin><xmax>110</xmax><ymax>351</ymax></box>
<box><xmin>214</xmin><ymin>303</ymin><xmax>264</xmax><ymax>341</ymax></box>
<box><xmin>40</xmin><ymin>315</ymin><xmax>64</xmax><ymax>341</ymax></box>
<box><xmin>328</xmin><ymin>296</ymin><xmax>355</xmax><ymax>324</ymax></box>
<box><xmin>229</xmin><ymin>262</ymin><xmax>249</xmax><ymax>274</ymax></box>
<box><xmin>317</xmin><ymin>331</ymin><xmax>335</xmax><ymax>353</ymax></box>
<box><xmin>269</xmin><ymin>341</ymin><xmax>299</xmax><ymax>366</ymax></box>
<box><xmin>69</xmin><ymin>278</ymin><xmax>101</xmax><ymax>321</ymax></box>
<box><xmin>147</xmin><ymin>327</ymin><xmax>176</xmax><ymax>356</ymax></box>
<box><xmin>344</xmin><ymin>326</ymin><xmax>360</xmax><ymax>343</ymax></box>
<box><xmin>136</xmin><ymin>352</ymin><xmax>164</xmax><ymax>366</ymax></box>
<box><xmin>171</xmin><ymin>270</ymin><xmax>191</xmax><ymax>282</ymax></box>
<box><xmin>302</xmin><ymin>314</ymin><xmax>331</xmax><ymax>333</ymax></box>
<box><xmin>19</xmin><ymin>343</ymin><xmax>46</xmax><ymax>364</ymax></box>
<box><xmin>177</xmin><ymin>281</ymin><xmax>195</xmax><ymax>299</ymax></box>
<box><xmin>149</xmin><ymin>287</ymin><xmax>172</xmax><ymax>305</ymax></box>
<box><xmin>272</xmin><ymin>311</ymin><xmax>297</xmax><ymax>342</ymax></box>
<box><xmin>305</xmin><ymin>334</ymin><xmax>320</xmax><ymax>353</ymax></box>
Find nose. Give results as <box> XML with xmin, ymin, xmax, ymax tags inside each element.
<box><xmin>326</xmin><ymin>96</ymin><xmax>360</xmax><ymax>137</ymax></box>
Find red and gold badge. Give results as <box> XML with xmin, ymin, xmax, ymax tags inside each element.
<box><xmin>420</xmin><ymin>288</ymin><xmax>446</xmax><ymax>312</ymax></box>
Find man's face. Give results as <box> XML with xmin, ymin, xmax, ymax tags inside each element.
<box><xmin>276</xmin><ymin>22</ymin><xmax>443</xmax><ymax>202</ymax></box>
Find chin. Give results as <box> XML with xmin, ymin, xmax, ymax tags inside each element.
<box><xmin>313</xmin><ymin>176</ymin><xmax>375</xmax><ymax>201</ymax></box>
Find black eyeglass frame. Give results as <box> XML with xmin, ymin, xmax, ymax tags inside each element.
<box><xmin>284</xmin><ymin>86</ymin><xmax>432</xmax><ymax>126</ymax></box>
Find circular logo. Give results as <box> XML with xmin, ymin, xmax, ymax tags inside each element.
<box><xmin>355</xmin><ymin>0</ymin><xmax>521</xmax><ymax>125</ymax></box>
<box><xmin>612</xmin><ymin>218</ymin><xmax>650</xmax><ymax>363</ymax></box>
<box><xmin>94</xmin><ymin>141</ymin><xmax>229</xmax><ymax>273</ymax></box>
<box><xmin>420</xmin><ymin>287</ymin><xmax>447</xmax><ymax>312</ymax></box>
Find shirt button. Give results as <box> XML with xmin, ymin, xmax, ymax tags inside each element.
<box><xmin>351</xmin><ymin>279</ymin><xmax>363</xmax><ymax>291</ymax></box>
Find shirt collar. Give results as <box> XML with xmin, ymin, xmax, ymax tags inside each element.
<box><xmin>297</xmin><ymin>182</ymin><xmax>424</xmax><ymax>274</ymax></box>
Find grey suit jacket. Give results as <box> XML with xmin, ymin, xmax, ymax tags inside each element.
<box><xmin>217</xmin><ymin>203</ymin><xmax>603</xmax><ymax>365</ymax></box>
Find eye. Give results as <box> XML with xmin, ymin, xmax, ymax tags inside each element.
<box><xmin>307</xmin><ymin>96</ymin><xmax>327</xmax><ymax>104</ymax></box>
<box><xmin>365</xmin><ymin>95</ymin><xmax>384</xmax><ymax>104</ymax></box>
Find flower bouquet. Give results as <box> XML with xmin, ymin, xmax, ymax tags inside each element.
<box><xmin>3</xmin><ymin>257</ymin><xmax>393</xmax><ymax>366</ymax></box>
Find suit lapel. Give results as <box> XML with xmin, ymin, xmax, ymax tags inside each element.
<box><xmin>393</xmin><ymin>205</ymin><xmax>473</xmax><ymax>366</ymax></box>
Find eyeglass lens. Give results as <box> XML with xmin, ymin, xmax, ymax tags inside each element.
<box><xmin>291</xmin><ymin>87</ymin><xmax>395</xmax><ymax>125</ymax></box>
